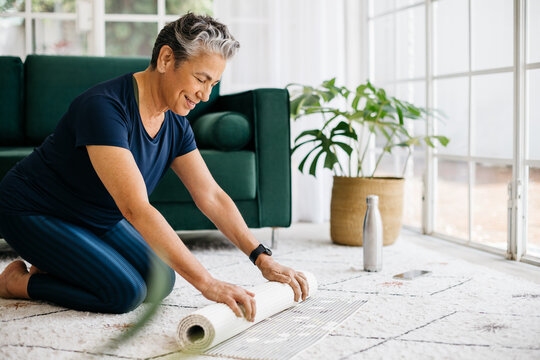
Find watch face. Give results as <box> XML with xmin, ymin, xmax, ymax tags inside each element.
<box><xmin>250</xmin><ymin>244</ymin><xmax>273</xmax><ymax>265</ymax></box>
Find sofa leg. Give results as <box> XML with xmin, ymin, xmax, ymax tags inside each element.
<box><xmin>271</xmin><ymin>227</ymin><xmax>279</xmax><ymax>249</ymax></box>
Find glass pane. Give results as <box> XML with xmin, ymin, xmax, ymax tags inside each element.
<box><xmin>0</xmin><ymin>0</ymin><xmax>24</xmax><ymax>12</ymax></box>
<box><xmin>374</xmin><ymin>148</ymin><xmax>408</xmax><ymax>178</ymax></box>
<box><xmin>32</xmin><ymin>0</ymin><xmax>76</xmax><ymax>12</ymax></box>
<box><xmin>528</xmin><ymin>69</ymin><xmax>540</xmax><ymax>160</ymax></box>
<box><xmin>166</xmin><ymin>0</ymin><xmax>213</xmax><ymax>16</ymax></box>
<box><xmin>396</xmin><ymin>80</ymin><xmax>425</xmax><ymax>104</ymax></box>
<box><xmin>369</xmin><ymin>0</ymin><xmax>394</xmax><ymax>17</ymax></box>
<box><xmin>434</xmin><ymin>77</ymin><xmax>469</xmax><ymax>156</ymax></box>
<box><xmin>396</xmin><ymin>81</ymin><xmax>425</xmax><ymax>107</ymax></box>
<box><xmin>374</xmin><ymin>132</ymin><xmax>424</xmax><ymax>236</ymax></box>
<box><xmin>527</xmin><ymin>0</ymin><xmax>540</xmax><ymax>63</ymax></box>
<box><xmin>371</xmin><ymin>15</ymin><xmax>395</xmax><ymax>83</ymax></box>
<box><xmin>436</xmin><ymin>160</ymin><xmax>469</xmax><ymax>239</ymax></box>
<box><xmin>33</xmin><ymin>19</ymin><xmax>89</xmax><ymax>55</ymax></box>
<box><xmin>105</xmin><ymin>22</ymin><xmax>156</xmax><ymax>57</ymax></box>
<box><xmin>527</xmin><ymin>167</ymin><xmax>540</xmax><ymax>257</ymax></box>
<box><xmin>471</xmin><ymin>162</ymin><xmax>510</xmax><ymax>249</ymax></box>
<box><xmin>471</xmin><ymin>72</ymin><xmax>513</xmax><ymax>159</ymax></box>
<box><xmin>400</xmin><ymin>0</ymin><xmax>423</xmax><ymax>7</ymax></box>
<box><xmin>403</xmin><ymin>154</ymin><xmax>425</xmax><ymax>229</ymax></box>
<box><xmin>105</xmin><ymin>0</ymin><xmax>156</xmax><ymax>14</ymax></box>
<box><xmin>395</xmin><ymin>5</ymin><xmax>425</xmax><ymax>80</ymax></box>
<box><xmin>0</xmin><ymin>17</ymin><xmax>25</xmax><ymax>58</ymax></box>
<box><xmin>433</xmin><ymin>0</ymin><xmax>468</xmax><ymax>75</ymax></box>
<box><xmin>395</xmin><ymin>81</ymin><xmax>426</xmax><ymax>151</ymax></box>
<box><xmin>471</xmin><ymin>0</ymin><xmax>513</xmax><ymax>70</ymax></box>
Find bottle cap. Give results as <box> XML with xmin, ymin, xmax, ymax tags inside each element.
<box><xmin>366</xmin><ymin>195</ymin><xmax>379</xmax><ymax>204</ymax></box>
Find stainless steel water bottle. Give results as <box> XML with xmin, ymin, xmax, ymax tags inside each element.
<box><xmin>363</xmin><ymin>195</ymin><xmax>383</xmax><ymax>272</ymax></box>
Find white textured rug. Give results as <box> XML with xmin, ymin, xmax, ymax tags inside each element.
<box><xmin>1</xmin><ymin>223</ymin><xmax>540</xmax><ymax>360</ymax></box>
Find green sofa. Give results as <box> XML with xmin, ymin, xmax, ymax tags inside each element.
<box><xmin>0</xmin><ymin>55</ymin><xmax>291</xmax><ymax>236</ymax></box>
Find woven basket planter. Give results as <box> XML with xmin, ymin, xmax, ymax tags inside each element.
<box><xmin>330</xmin><ymin>176</ymin><xmax>405</xmax><ymax>246</ymax></box>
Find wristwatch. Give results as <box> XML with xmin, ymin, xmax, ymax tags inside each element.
<box><xmin>249</xmin><ymin>244</ymin><xmax>272</xmax><ymax>265</ymax></box>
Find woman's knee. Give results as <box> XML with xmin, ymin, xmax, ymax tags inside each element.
<box><xmin>106</xmin><ymin>277</ymin><xmax>147</xmax><ymax>314</ymax></box>
<box><xmin>107</xmin><ymin>266</ymin><xmax>174</xmax><ymax>313</ymax></box>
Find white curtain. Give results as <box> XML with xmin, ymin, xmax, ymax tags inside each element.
<box><xmin>214</xmin><ymin>0</ymin><xmax>367</xmax><ymax>223</ymax></box>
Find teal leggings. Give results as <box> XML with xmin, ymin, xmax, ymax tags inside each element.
<box><xmin>0</xmin><ymin>213</ymin><xmax>175</xmax><ymax>314</ymax></box>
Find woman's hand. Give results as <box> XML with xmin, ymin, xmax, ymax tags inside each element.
<box><xmin>200</xmin><ymin>278</ymin><xmax>257</xmax><ymax>322</ymax></box>
<box><xmin>256</xmin><ymin>256</ymin><xmax>309</xmax><ymax>302</ymax></box>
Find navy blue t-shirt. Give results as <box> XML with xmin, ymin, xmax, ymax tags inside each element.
<box><xmin>0</xmin><ymin>73</ymin><xmax>197</xmax><ymax>234</ymax></box>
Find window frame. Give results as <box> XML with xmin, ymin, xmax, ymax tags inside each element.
<box><xmin>366</xmin><ymin>0</ymin><xmax>540</xmax><ymax>266</ymax></box>
<box><xmin>0</xmin><ymin>0</ymin><xmax>185</xmax><ymax>57</ymax></box>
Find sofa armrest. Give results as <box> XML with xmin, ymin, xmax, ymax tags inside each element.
<box><xmin>213</xmin><ymin>89</ymin><xmax>291</xmax><ymax>227</ymax></box>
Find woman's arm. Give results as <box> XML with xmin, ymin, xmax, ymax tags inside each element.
<box><xmin>171</xmin><ymin>150</ymin><xmax>309</xmax><ymax>301</ymax></box>
<box><xmin>86</xmin><ymin>145</ymin><xmax>257</xmax><ymax>320</ymax></box>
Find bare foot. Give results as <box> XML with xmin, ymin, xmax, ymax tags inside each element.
<box><xmin>29</xmin><ymin>265</ymin><xmax>46</xmax><ymax>275</ymax></box>
<box><xmin>0</xmin><ymin>260</ymin><xmax>31</xmax><ymax>299</ymax></box>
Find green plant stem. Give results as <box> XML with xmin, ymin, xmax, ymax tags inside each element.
<box><xmin>321</xmin><ymin>112</ymin><xmax>345</xmax><ymax>176</ymax></box>
<box><xmin>358</xmin><ymin>128</ymin><xmax>374</xmax><ymax>177</ymax></box>
<box><xmin>348</xmin><ymin>140</ymin><xmax>351</xmax><ymax>177</ymax></box>
<box><xmin>401</xmin><ymin>147</ymin><xmax>412</xmax><ymax>178</ymax></box>
<box><xmin>334</xmin><ymin>144</ymin><xmax>345</xmax><ymax>176</ymax></box>
<box><xmin>354</xmin><ymin>122</ymin><xmax>364</xmax><ymax>177</ymax></box>
<box><xmin>371</xmin><ymin>127</ymin><xmax>397</xmax><ymax>178</ymax></box>
<box><xmin>348</xmin><ymin>122</ymin><xmax>353</xmax><ymax>177</ymax></box>
<box><xmin>358</xmin><ymin>101</ymin><xmax>388</xmax><ymax>177</ymax></box>
<box><xmin>371</xmin><ymin>150</ymin><xmax>384</xmax><ymax>178</ymax></box>
<box><xmin>356</xmin><ymin>123</ymin><xmax>365</xmax><ymax>177</ymax></box>
<box><xmin>358</xmin><ymin>132</ymin><xmax>373</xmax><ymax>177</ymax></box>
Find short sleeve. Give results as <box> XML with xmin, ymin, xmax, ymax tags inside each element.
<box><xmin>176</xmin><ymin>116</ymin><xmax>197</xmax><ymax>157</ymax></box>
<box><xmin>74</xmin><ymin>95</ymin><xmax>130</xmax><ymax>149</ymax></box>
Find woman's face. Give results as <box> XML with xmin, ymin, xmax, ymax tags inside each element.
<box><xmin>160</xmin><ymin>49</ymin><xmax>226</xmax><ymax>116</ymax></box>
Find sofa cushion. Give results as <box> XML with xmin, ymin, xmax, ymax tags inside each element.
<box><xmin>192</xmin><ymin>111</ymin><xmax>251</xmax><ymax>151</ymax></box>
<box><xmin>0</xmin><ymin>57</ymin><xmax>24</xmax><ymax>145</ymax></box>
<box><xmin>24</xmin><ymin>55</ymin><xmax>221</xmax><ymax>145</ymax></box>
<box><xmin>154</xmin><ymin>200</ymin><xmax>260</xmax><ymax>230</ymax></box>
<box><xmin>0</xmin><ymin>147</ymin><xmax>33</xmax><ymax>179</ymax></box>
<box><xmin>150</xmin><ymin>150</ymin><xmax>256</xmax><ymax>202</ymax></box>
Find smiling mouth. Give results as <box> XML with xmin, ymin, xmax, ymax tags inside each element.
<box><xmin>185</xmin><ymin>96</ymin><xmax>197</xmax><ymax>109</ymax></box>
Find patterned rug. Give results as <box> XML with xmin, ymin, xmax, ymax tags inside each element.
<box><xmin>1</xmin><ymin>224</ymin><xmax>539</xmax><ymax>359</ymax></box>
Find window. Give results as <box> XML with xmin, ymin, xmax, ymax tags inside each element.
<box><xmin>368</xmin><ymin>0</ymin><xmax>426</xmax><ymax>230</ymax></box>
<box><xmin>367</xmin><ymin>0</ymin><xmax>540</xmax><ymax>265</ymax></box>
<box><xmin>0</xmin><ymin>0</ymin><xmax>213</xmax><ymax>58</ymax></box>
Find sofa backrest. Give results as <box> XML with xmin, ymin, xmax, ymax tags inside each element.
<box><xmin>23</xmin><ymin>55</ymin><xmax>220</xmax><ymax>145</ymax></box>
<box><xmin>0</xmin><ymin>56</ymin><xmax>24</xmax><ymax>145</ymax></box>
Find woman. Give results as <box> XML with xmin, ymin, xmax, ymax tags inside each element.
<box><xmin>0</xmin><ymin>13</ymin><xmax>308</xmax><ymax>320</ymax></box>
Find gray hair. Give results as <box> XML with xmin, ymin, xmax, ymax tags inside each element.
<box><xmin>150</xmin><ymin>13</ymin><xmax>239</xmax><ymax>69</ymax></box>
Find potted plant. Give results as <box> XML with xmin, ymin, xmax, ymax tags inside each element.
<box><xmin>287</xmin><ymin>79</ymin><xmax>448</xmax><ymax>246</ymax></box>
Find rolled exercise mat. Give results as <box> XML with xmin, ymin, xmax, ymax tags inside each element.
<box><xmin>176</xmin><ymin>271</ymin><xmax>318</xmax><ymax>352</ymax></box>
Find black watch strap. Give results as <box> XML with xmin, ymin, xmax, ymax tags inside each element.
<box><xmin>249</xmin><ymin>244</ymin><xmax>272</xmax><ymax>265</ymax></box>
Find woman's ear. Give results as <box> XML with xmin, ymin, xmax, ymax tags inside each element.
<box><xmin>157</xmin><ymin>45</ymin><xmax>174</xmax><ymax>73</ymax></box>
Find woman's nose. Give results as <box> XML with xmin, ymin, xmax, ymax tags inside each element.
<box><xmin>197</xmin><ymin>86</ymin><xmax>211</xmax><ymax>102</ymax></box>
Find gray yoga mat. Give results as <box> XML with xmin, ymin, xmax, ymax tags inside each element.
<box><xmin>205</xmin><ymin>296</ymin><xmax>366</xmax><ymax>360</ymax></box>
